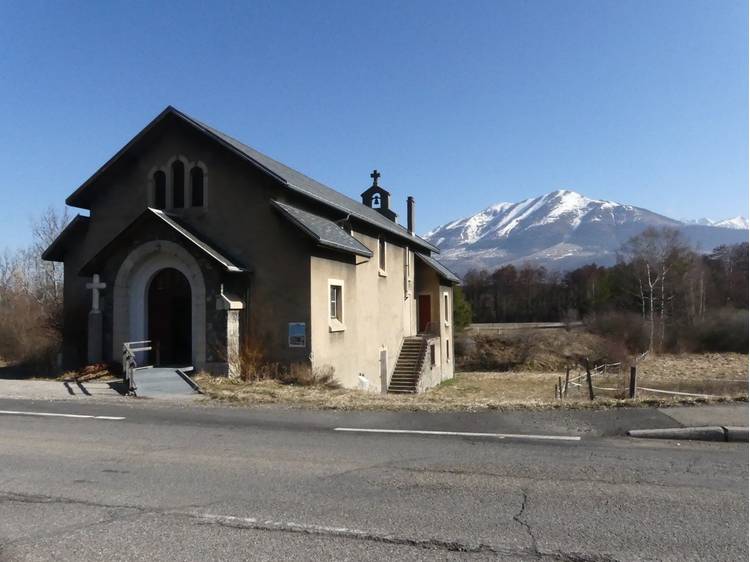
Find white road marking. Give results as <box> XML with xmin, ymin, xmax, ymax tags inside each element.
<box><xmin>333</xmin><ymin>427</ymin><xmax>581</xmax><ymax>441</ymax></box>
<box><xmin>0</xmin><ymin>410</ymin><xmax>125</xmax><ymax>421</ymax></box>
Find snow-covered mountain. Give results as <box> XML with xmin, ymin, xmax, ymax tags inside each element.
<box><xmin>425</xmin><ymin>190</ymin><xmax>748</xmax><ymax>275</ymax></box>
<box><xmin>683</xmin><ymin>216</ymin><xmax>749</xmax><ymax>230</ymax></box>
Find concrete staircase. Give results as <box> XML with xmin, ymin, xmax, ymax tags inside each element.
<box><xmin>387</xmin><ymin>336</ymin><xmax>427</xmax><ymax>394</ymax></box>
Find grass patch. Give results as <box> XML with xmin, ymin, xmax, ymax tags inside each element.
<box><xmin>195</xmin><ymin>352</ymin><xmax>748</xmax><ymax>412</ymax></box>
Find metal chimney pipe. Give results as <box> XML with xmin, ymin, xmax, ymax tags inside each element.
<box><xmin>407</xmin><ymin>196</ymin><xmax>415</xmax><ymax>235</ymax></box>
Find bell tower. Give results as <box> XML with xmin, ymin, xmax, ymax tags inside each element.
<box><xmin>360</xmin><ymin>169</ymin><xmax>397</xmax><ymax>222</ymax></box>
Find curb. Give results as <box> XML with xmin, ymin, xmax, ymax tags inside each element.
<box><xmin>627</xmin><ymin>426</ymin><xmax>749</xmax><ymax>442</ymax></box>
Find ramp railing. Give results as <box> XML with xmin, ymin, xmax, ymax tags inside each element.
<box><xmin>122</xmin><ymin>340</ymin><xmax>155</xmax><ymax>393</ymax></box>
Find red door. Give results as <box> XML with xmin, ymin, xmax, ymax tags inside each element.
<box><xmin>418</xmin><ymin>294</ymin><xmax>431</xmax><ymax>333</ymax></box>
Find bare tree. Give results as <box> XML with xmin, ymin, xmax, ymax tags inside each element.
<box><xmin>620</xmin><ymin>227</ymin><xmax>693</xmax><ymax>352</ymax></box>
<box><xmin>0</xmin><ymin>207</ymin><xmax>70</xmax><ymax>368</ymax></box>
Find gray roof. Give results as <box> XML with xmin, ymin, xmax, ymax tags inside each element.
<box><xmin>149</xmin><ymin>209</ymin><xmax>245</xmax><ymax>272</ymax></box>
<box><xmin>416</xmin><ymin>253</ymin><xmax>461</xmax><ymax>284</ymax></box>
<box><xmin>272</xmin><ymin>200</ymin><xmax>373</xmax><ymax>257</ymax></box>
<box><xmin>65</xmin><ymin>106</ymin><xmax>439</xmax><ymax>254</ymax></box>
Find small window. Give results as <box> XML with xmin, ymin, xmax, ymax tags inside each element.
<box><xmin>330</xmin><ymin>284</ymin><xmax>342</xmax><ymax>321</ymax></box>
<box><xmin>172</xmin><ymin>161</ymin><xmax>185</xmax><ymax>208</ymax></box>
<box><xmin>430</xmin><ymin>344</ymin><xmax>436</xmax><ymax>366</ymax></box>
<box><xmin>190</xmin><ymin>166</ymin><xmax>204</xmax><ymax>207</ymax></box>
<box><xmin>378</xmin><ymin>238</ymin><xmax>386</xmax><ymax>273</ymax></box>
<box><xmin>153</xmin><ymin>171</ymin><xmax>166</xmax><ymax>209</ymax></box>
<box><xmin>444</xmin><ymin>293</ymin><xmax>449</xmax><ymax>325</ymax></box>
<box><xmin>403</xmin><ymin>248</ymin><xmax>410</xmax><ymax>293</ymax></box>
<box><xmin>446</xmin><ymin>339</ymin><xmax>450</xmax><ymax>361</ymax></box>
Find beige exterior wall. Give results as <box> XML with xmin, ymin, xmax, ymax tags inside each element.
<box><xmin>310</xmin><ymin>233</ymin><xmax>417</xmax><ymax>390</ymax></box>
<box><xmin>415</xmin><ymin>264</ymin><xmax>455</xmax><ymax>383</ymax></box>
<box><xmin>311</xmin><ymin>232</ymin><xmax>454</xmax><ymax>391</ymax></box>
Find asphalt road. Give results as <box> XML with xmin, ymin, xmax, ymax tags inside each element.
<box><xmin>0</xmin><ymin>398</ymin><xmax>747</xmax><ymax>561</ymax></box>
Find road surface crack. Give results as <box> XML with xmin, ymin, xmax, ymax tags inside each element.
<box><xmin>513</xmin><ymin>488</ymin><xmax>541</xmax><ymax>558</ymax></box>
<box><xmin>1</xmin><ymin>490</ymin><xmax>620</xmax><ymax>560</ymax></box>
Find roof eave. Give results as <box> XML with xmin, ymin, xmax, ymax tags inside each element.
<box><xmin>41</xmin><ymin>215</ymin><xmax>90</xmax><ymax>262</ymax></box>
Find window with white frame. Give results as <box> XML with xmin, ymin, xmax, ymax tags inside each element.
<box><xmin>328</xmin><ymin>279</ymin><xmax>345</xmax><ymax>332</ymax></box>
<box><xmin>444</xmin><ymin>292</ymin><xmax>450</xmax><ymax>326</ymax></box>
<box><xmin>330</xmin><ymin>285</ymin><xmax>342</xmax><ymax>320</ymax></box>
<box><xmin>403</xmin><ymin>248</ymin><xmax>411</xmax><ymax>295</ymax></box>
<box><xmin>378</xmin><ymin>237</ymin><xmax>387</xmax><ymax>274</ymax></box>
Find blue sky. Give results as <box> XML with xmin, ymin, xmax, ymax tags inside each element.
<box><xmin>0</xmin><ymin>0</ymin><xmax>747</xmax><ymax>248</ymax></box>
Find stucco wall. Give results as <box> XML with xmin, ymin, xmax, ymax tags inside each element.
<box><xmin>62</xmin><ymin>115</ymin><xmax>313</xmax><ymax>368</ymax></box>
<box><xmin>414</xmin><ymin>262</ymin><xmax>454</xmax><ymax>384</ymax></box>
<box><xmin>310</xmin><ymin>234</ymin><xmax>416</xmax><ymax>390</ymax></box>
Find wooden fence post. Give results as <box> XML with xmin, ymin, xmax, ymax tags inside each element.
<box><xmin>564</xmin><ymin>368</ymin><xmax>570</xmax><ymax>397</ymax></box>
<box><xmin>629</xmin><ymin>365</ymin><xmax>637</xmax><ymax>399</ymax></box>
<box><xmin>559</xmin><ymin>376</ymin><xmax>564</xmax><ymax>401</ymax></box>
<box><xmin>585</xmin><ymin>358</ymin><xmax>595</xmax><ymax>401</ymax></box>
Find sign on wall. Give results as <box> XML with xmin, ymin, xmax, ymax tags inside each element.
<box><xmin>288</xmin><ymin>322</ymin><xmax>306</xmax><ymax>348</ymax></box>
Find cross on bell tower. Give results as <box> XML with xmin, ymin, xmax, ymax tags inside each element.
<box><xmin>361</xmin><ymin>169</ymin><xmax>397</xmax><ymax>222</ymax></box>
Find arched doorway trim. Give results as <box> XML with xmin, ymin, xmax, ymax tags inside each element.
<box><xmin>113</xmin><ymin>240</ymin><xmax>206</xmax><ymax>368</ymax></box>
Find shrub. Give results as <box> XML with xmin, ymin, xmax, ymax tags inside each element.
<box><xmin>228</xmin><ymin>339</ymin><xmax>338</xmax><ymax>387</ymax></box>
<box><xmin>452</xmin><ymin>286</ymin><xmax>473</xmax><ymax>331</ymax></box>
<box><xmin>0</xmin><ymin>291</ymin><xmax>61</xmax><ymax>375</ymax></box>
<box><xmin>279</xmin><ymin>363</ymin><xmax>339</xmax><ymax>388</ymax></box>
<box><xmin>684</xmin><ymin>309</ymin><xmax>749</xmax><ymax>353</ymax></box>
<box><xmin>585</xmin><ymin>311</ymin><xmax>649</xmax><ymax>353</ymax></box>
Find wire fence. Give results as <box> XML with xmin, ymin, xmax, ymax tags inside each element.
<box><xmin>554</xmin><ymin>351</ymin><xmax>746</xmax><ymax>401</ymax></box>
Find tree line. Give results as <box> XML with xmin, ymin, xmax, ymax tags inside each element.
<box><xmin>460</xmin><ymin>227</ymin><xmax>748</xmax><ymax>353</ymax></box>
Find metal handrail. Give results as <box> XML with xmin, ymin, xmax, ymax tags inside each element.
<box><xmin>122</xmin><ymin>340</ymin><xmax>157</xmax><ymax>393</ymax></box>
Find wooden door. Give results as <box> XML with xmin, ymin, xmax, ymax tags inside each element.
<box><xmin>418</xmin><ymin>294</ymin><xmax>431</xmax><ymax>333</ymax></box>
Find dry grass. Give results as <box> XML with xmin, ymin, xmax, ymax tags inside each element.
<box><xmin>195</xmin><ymin>353</ymin><xmax>748</xmax><ymax>412</ymax></box>
<box><xmin>589</xmin><ymin>352</ymin><xmax>748</xmax><ymax>399</ymax></box>
<box><xmin>56</xmin><ymin>363</ymin><xmax>120</xmax><ymax>382</ymax></box>
<box><xmin>457</xmin><ymin>328</ymin><xmax>624</xmax><ymax>372</ymax></box>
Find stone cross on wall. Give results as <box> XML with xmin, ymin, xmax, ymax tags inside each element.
<box><xmin>86</xmin><ymin>274</ymin><xmax>106</xmax><ymax>312</ymax></box>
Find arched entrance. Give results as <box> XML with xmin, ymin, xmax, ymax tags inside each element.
<box><xmin>147</xmin><ymin>268</ymin><xmax>192</xmax><ymax>365</ymax></box>
<box><xmin>113</xmin><ymin>240</ymin><xmax>207</xmax><ymax>369</ymax></box>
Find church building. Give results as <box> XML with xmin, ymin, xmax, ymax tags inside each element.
<box><xmin>43</xmin><ymin>106</ymin><xmax>459</xmax><ymax>393</ymax></box>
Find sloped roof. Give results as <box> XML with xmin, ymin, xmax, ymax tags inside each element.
<box><xmin>272</xmin><ymin>200</ymin><xmax>373</xmax><ymax>258</ymax></box>
<box><xmin>415</xmin><ymin>253</ymin><xmax>461</xmax><ymax>284</ymax></box>
<box><xmin>41</xmin><ymin>215</ymin><xmax>90</xmax><ymax>262</ymax></box>
<box><xmin>149</xmin><ymin>208</ymin><xmax>245</xmax><ymax>272</ymax></box>
<box><xmin>80</xmin><ymin>208</ymin><xmax>246</xmax><ymax>275</ymax></box>
<box><xmin>66</xmin><ymin>106</ymin><xmax>439</xmax><ymax>254</ymax></box>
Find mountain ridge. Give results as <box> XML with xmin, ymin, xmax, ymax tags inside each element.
<box><xmin>424</xmin><ymin>190</ymin><xmax>748</xmax><ymax>275</ymax></box>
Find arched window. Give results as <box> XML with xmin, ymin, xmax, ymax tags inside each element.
<box><xmin>172</xmin><ymin>161</ymin><xmax>185</xmax><ymax>208</ymax></box>
<box><xmin>371</xmin><ymin>193</ymin><xmax>381</xmax><ymax>208</ymax></box>
<box><xmin>190</xmin><ymin>166</ymin><xmax>204</xmax><ymax>207</ymax></box>
<box><xmin>153</xmin><ymin>171</ymin><xmax>166</xmax><ymax>209</ymax></box>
